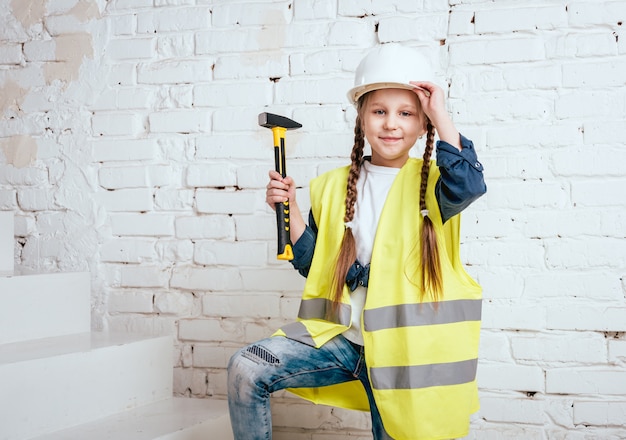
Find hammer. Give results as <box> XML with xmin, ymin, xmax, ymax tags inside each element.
<box><xmin>258</xmin><ymin>112</ymin><xmax>302</xmax><ymax>261</ymax></box>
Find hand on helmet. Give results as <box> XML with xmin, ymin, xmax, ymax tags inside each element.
<box><xmin>410</xmin><ymin>81</ymin><xmax>461</xmax><ymax>151</ymax></box>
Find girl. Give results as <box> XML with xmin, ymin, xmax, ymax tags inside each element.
<box><xmin>228</xmin><ymin>44</ymin><xmax>486</xmax><ymax>440</ymax></box>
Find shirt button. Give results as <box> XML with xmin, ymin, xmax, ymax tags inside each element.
<box><xmin>475</xmin><ymin>162</ymin><xmax>481</xmax><ymax>168</ymax></box>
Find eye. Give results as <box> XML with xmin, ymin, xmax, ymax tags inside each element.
<box><xmin>400</xmin><ymin>111</ymin><xmax>412</xmax><ymax>117</ymax></box>
<box><xmin>374</xmin><ymin>109</ymin><xmax>385</xmax><ymax>115</ymax></box>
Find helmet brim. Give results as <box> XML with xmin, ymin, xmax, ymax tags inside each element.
<box><xmin>347</xmin><ymin>81</ymin><xmax>417</xmax><ymax>105</ymax></box>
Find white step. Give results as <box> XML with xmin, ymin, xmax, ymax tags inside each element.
<box><xmin>0</xmin><ymin>272</ymin><xmax>91</xmax><ymax>345</ymax></box>
<box><xmin>0</xmin><ymin>332</ymin><xmax>173</xmax><ymax>440</ymax></box>
<box><xmin>30</xmin><ymin>397</ymin><xmax>233</xmax><ymax>440</ymax></box>
<box><xmin>0</xmin><ymin>211</ymin><xmax>13</xmax><ymax>275</ymax></box>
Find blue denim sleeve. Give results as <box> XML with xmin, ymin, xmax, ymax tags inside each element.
<box><xmin>435</xmin><ymin>134</ymin><xmax>487</xmax><ymax>223</ymax></box>
<box><xmin>289</xmin><ymin>210</ymin><xmax>317</xmax><ymax>277</ymax></box>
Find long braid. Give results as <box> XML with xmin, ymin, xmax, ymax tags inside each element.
<box><xmin>329</xmin><ymin>109</ymin><xmax>366</xmax><ymax>316</ymax></box>
<box><xmin>419</xmin><ymin>120</ymin><xmax>443</xmax><ymax>301</ymax></box>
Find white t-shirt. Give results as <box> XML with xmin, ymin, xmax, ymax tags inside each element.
<box><xmin>342</xmin><ymin>160</ymin><xmax>400</xmax><ymax>346</ymax></box>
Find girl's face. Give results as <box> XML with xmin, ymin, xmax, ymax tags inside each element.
<box><xmin>360</xmin><ymin>88</ymin><xmax>427</xmax><ymax>168</ymax></box>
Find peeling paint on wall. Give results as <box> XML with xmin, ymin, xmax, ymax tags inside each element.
<box><xmin>10</xmin><ymin>0</ymin><xmax>47</xmax><ymax>28</ymax></box>
<box><xmin>69</xmin><ymin>0</ymin><xmax>101</xmax><ymax>22</ymax></box>
<box><xmin>44</xmin><ymin>33</ymin><xmax>94</xmax><ymax>84</ymax></box>
<box><xmin>1</xmin><ymin>135</ymin><xmax>38</xmax><ymax>168</ymax></box>
<box><xmin>0</xmin><ymin>79</ymin><xmax>28</xmax><ymax>115</ymax></box>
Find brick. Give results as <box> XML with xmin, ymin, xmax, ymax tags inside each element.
<box><xmin>328</xmin><ymin>20</ymin><xmax>374</xmax><ymax>45</ymax></box>
<box><xmin>212</xmin><ymin>2</ymin><xmax>292</xmax><ymax>27</ymax></box>
<box><xmin>574</xmin><ymin>401</ymin><xmax>626</xmax><ymax>426</ymax></box>
<box><xmin>486</xmin><ymin>123</ymin><xmax>583</xmax><ymax>149</ymax></box>
<box><xmin>108</xmin><ymin>290</ymin><xmax>154</xmax><ymax>313</ymax></box>
<box><xmin>290</xmin><ymin>50</ymin><xmax>343</xmax><ymax>76</ymax></box>
<box><xmin>546</xmin><ymin>305</ymin><xmax>626</xmax><ymax>331</ymax></box>
<box><xmin>137</xmin><ymin>59</ymin><xmax>214</xmax><ymax>84</ymax></box>
<box><xmin>584</xmin><ymin>121</ymin><xmax>626</xmax><ymax>144</ymax></box>
<box><xmin>194</xmin><ymin>241</ymin><xmax>267</xmax><ymax>266</ymax></box>
<box><xmin>572</xmin><ymin>179</ymin><xmax>626</xmax><ymax>208</ymax></box>
<box><xmin>194</xmin><ymin>81</ymin><xmax>272</xmax><ymax>107</ymax></box>
<box><xmin>91</xmin><ymin>139</ymin><xmax>159</xmax><ymax>161</ymax></box>
<box><xmin>609</xmin><ymin>339</ymin><xmax>626</xmax><ymax>363</ymax></box>
<box><xmin>212</xmin><ymin>108</ymin><xmax>263</xmax><ymax>132</ymax></box>
<box><xmin>478</xmin><ymin>181</ymin><xmax>568</xmax><ymax>210</ymax></box>
<box><xmin>0</xmin><ymin>189</ymin><xmax>17</xmax><ymax>209</ymax></box>
<box><xmin>512</xmin><ymin>333</ymin><xmax>607</xmax><ymax>363</ymax></box>
<box><xmin>170</xmin><ymin>265</ymin><xmax>243</xmax><ymax>291</ymax></box>
<box><xmin>547</xmin><ymin>32</ymin><xmax>617</xmax><ymax>59</ymax></box>
<box><xmin>568</xmin><ymin>1</ymin><xmax>626</xmax><ymax>26</ymax></box>
<box><xmin>195</xmin><ymin>134</ymin><xmax>266</xmax><ymax>160</ymax></box>
<box><xmin>544</xmin><ymin>237</ymin><xmax>626</xmax><ymax>270</ymax></box>
<box><xmin>0</xmin><ymin>43</ymin><xmax>24</xmax><ymax>64</ymax></box>
<box><xmin>202</xmin><ymin>293</ymin><xmax>280</xmax><ymax>318</ymax></box>
<box><xmin>235</xmin><ymin>214</ymin><xmax>275</xmax><ymax>241</ymax></box>
<box><xmin>213</xmin><ymin>52</ymin><xmax>289</xmax><ymax>80</ymax></box>
<box><xmin>480</xmin><ymin>397</ymin><xmax>546</xmax><ymax>425</ymax></box>
<box><xmin>97</xmin><ymin>188</ymin><xmax>153</xmax><ymax>212</ymax></box>
<box><xmin>108</xmin><ymin>63</ymin><xmax>136</xmax><ymax>86</ymax></box>
<box><xmin>179</xmin><ymin>318</ymin><xmax>244</xmax><ymax>342</ymax></box>
<box><xmin>475</xmin><ymin>6</ymin><xmax>566</xmax><ymax>34</ymax></box>
<box><xmin>186</xmin><ymin>163</ymin><xmax>237</xmax><ymax>188</ymax></box>
<box><xmin>106</xmin><ymin>38</ymin><xmax>154</xmax><ymax>60</ymax></box>
<box><xmin>0</xmin><ymin>165</ymin><xmax>48</xmax><ymax>186</ymax></box>
<box><xmin>525</xmin><ymin>271</ymin><xmax>622</xmax><ymax>300</ymax></box>
<box><xmin>547</xmin><ymin>368</ymin><xmax>626</xmax><ymax>395</ymax></box>
<box><xmin>149</xmin><ymin>110</ymin><xmax>211</xmax><ymax>133</ymax></box>
<box><xmin>195</xmin><ymin>189</ymin><xmax>259</xmax><ymax>215</ymax></box>
<box><xmin>293</xmin><ymin>0</ymin><xmax>336</xmax><ymax>20</ymax></box>
<box><xmin>477</xmin><ymin>363</ymin><xmax>544</xmax><ymax>392</ymax></box>
<box><xmin>99</xmin><ymin>165</ymin><xmax>173</xmax><ymax>189</ymax></box>
<box><xmin>449</xmin><ymin>38</ymin><xmax>545</xmax><ymax>65</ymax></box>
<box><xmin>563</xmin><ymin>59</ymin><xmax>626</xmax><ymax>88</ymax></box>
<box><xmin>110</xmin><ymin>213</ymin><xmax>175</xmax><ymax>237</ymax></box>
<box><xmin>100</xmin><ymin>238</ymin><xmax>157</xmax><ymax>263</ymax></box>
<box><xmin>555</xmin><ymin>90</ymin><xmax>625</xmax><ymax>120</ymax></box>
<box><xmin>17</xmin><ymin>189</ymin><xmax>58</xmax><ymax>211</ymax></box>
<box><xmin>240</xmin><ymin>268</ymin><xmax>306</xmax><ymax>292</ymax></box>
<box><xmin>275</xmin><ymin>77</ymin><xmax>354</xmax><ymax>105</ymax></box>
<box><xmin>378</xmin><ymin>15</ymin><xmax>447</xmax><ymax>43</ymax></box>
<box><xmin>154</xmin><ymin>291</ymin><xmax>194</xmax><ymax>315</ymax></box>
<box><xmin>154</xmin><ymin>188</ymin><xmax>194</xmax><ymax>210</ymax></box>
<box><xmin>92</xmin><ymin>113</ymin><xmax>143</xmax><ymax>136</ymax></box>
<box><xmin>464</xmin><ymin>240</ymin><xmax>544</xmax><ymax>268</ymax></box>
<box><xmin>119</xmin><ymin>264</ymin><xmax>170</xmax><ymax>288</ymax></box>
<box><xmin>192</xmin><ymin>345</ymin><xmax>234</xmax><ymax>368</ymax></box>
<box><xmin>155</xmin><ymin>239</ymin><xmax>194</xmax><ymax>263</ymax></box>
<box><xmin>156</xmin><ymin>34</ymin><xmax>194</xmax><ymax>58</ymax></box>
<box><xmin>175</xmin><ymin>215</ymin><xmax>235</xmax><ymax>239</ymax></box>
<box><xmin>108</xmin><ymin>14</ymin><xmax>134</xmax><ymax>35</ymax></box>
<box><xmin>482</xmin><ymin>302</ymin><xmax>545</xmax><ymax>331</ymax></box>
<box><xmin>136</xmin><ymin>7</ymin><xmax>211</xmax><ymax>33</ymax></box>
<box><xmin>449</xmin><ymin>9</ymin><xmax>475</xmax><ymax>35</ymax></box>
<box><xmin>338</xmin><ymin>0</ymin><xmax>399</xmax><ymax>16</ymax></box>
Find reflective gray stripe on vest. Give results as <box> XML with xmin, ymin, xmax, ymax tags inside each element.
<box><xmin>363</xmin><ymin>299</ymin><xmax>481</xmax><ymax>332</ymax></box>
<box><xmin>280</xmin><ymin>321</ymin><xmax>316</xmax><ymax>346</ymax></box>
<box><xmin>297</xmin><ymin>297</ymin><xmax>352</xmax><ymax>327</ymax></box>
<box><xmin>370</xmin><ymin>358</ymin><xmax>478</xmax><ymax>390</ymax></box>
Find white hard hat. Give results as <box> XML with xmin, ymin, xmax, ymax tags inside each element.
<box><xmin>347</xmin><ymin>44</ymin><xmax>434</xmax><ymax>105</ymax></box>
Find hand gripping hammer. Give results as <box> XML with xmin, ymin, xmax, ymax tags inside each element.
<box><xmin>258</xmin><ymin>112</ymin><xmax>302</xmax><ymax>261</ymax></box>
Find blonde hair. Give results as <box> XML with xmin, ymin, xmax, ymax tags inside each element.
<box><xmin>329</xmin><ymin>91</ymin><xmax>442</xmax><ymax>313</ymax></box>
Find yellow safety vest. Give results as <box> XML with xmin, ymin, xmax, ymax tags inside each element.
<box><xmin>274</xmin><ymin>158</ymin><xmax>482</xmax><ymax>440</ymax></box>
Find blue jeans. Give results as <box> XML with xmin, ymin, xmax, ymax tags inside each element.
<box><xmin>227</xmin><ymin>334</ymin><xmax>392</xmax><ymax>439</ymax></box>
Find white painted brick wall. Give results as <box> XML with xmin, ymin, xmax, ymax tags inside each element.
<box><xmin>1</xmin><ymin>0</ymin><xmax>626</xmax><ymax>437</ymax></box>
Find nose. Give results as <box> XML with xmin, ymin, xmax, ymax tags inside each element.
<box><xmin>383</xmin><ymin>114</ymin><xmax>398</xmax><ymax>130</ymax></box>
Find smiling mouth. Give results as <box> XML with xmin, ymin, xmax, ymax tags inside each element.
<box><xmin>380</xmin><ymin>137</ymin><xmax>402</xmax><ymax>142</ymax></box>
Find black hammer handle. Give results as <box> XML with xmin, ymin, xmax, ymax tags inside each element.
<box><xmin>273</xmin><ymin>128</ymin><xmax>293</xmax><ymax>260</ymax></box>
